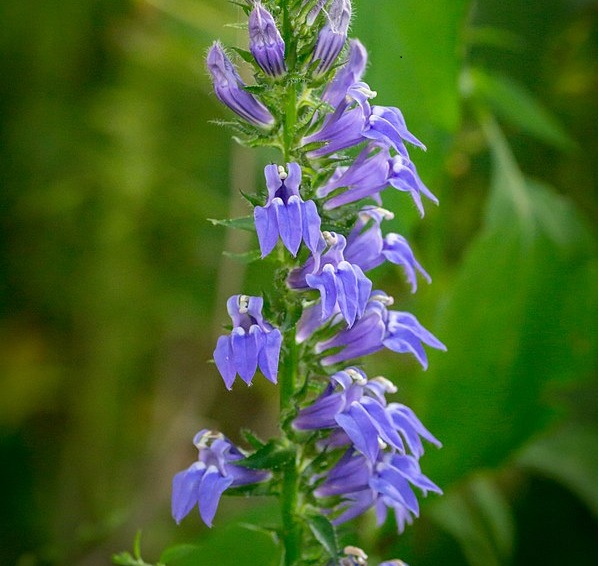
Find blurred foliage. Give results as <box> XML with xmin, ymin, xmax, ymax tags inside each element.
<box><xmin>0</xmin><ymin>1</ymin><xmax>596</xmax><ymax>565</ymax></box>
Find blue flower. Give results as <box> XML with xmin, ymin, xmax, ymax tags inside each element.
<box><xmin>316</xmin><ymin>292</ymin><xmax>446</xmax><ymax>367</ymax></box>
<box><xmin>172</xmin><ymin>430</ymin><xmax>270</xmax><ymax>526</ymax></box>
<box><xmin>344</xmin><ymin>207</ymin><xmax>431</xmax><ymax>292</ymax></box>
<box><xmin>314</xmin><ymin>449</ymin><xmax>441</xmax><ymax>532</ymax></box>
<box><xmin>207</xmin><ymin>42</ymin><xmax>275</xmax><ymax>128</ymax></box>
<box><xmin>294</xmin><ymin>369</ymin><xmax>440</xmax><ymax>462</ymax></box>
<box><xmin>322</xmin><ymin>39</ymin><xmax>368</xmax><ymax>108</ymax></box>
<box><xmin>213</xmin><ymin>294</ymin><xmax>282</xmax><ymax>389</ymax></box>
<box><xmin>288</xmin><ymin>232</ymin><xmax>372</xmax><ymax>327</ymax></box>
<box><xmin>311</xmin><ymin>0</ymin><xmax>352</xmax><ymax>76</ymax></box>
<box><xmin>254</xmin><ymin>163</ymin><xmax>324</xmax><ymax>258</ymax></box>
<box><xmin>249</xmin><ymin>3</ymin><xmax>286</xmax><ymax>77</ymax></box>
<box><xmin>315</xmin><ymin>144</ymin><xmax>438</xmax><ymax>214</ymax></box>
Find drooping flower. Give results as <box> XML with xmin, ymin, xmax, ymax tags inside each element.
<box><xmin>172</xmin><ymin>429</ymin><xmax>270</xmax><ymax>526</ymax></box>
<box><xmin>207</xmin><ymin>42</ymin><xmax>275</xmax><ymax>128</ymax></box>
<box><xmin>322</xmin><ymin>38</ymin><xmax>368</xmax><ymax>108</ymax></box>
<box><xmin>288</xmin><ymin>231</ymin><xmax>372</xmax><ymax>327</ymax></box>
<box><xmin>316</xmin><ymin>291</ymin><xmax>446</xmax><ymax>367</ymax></box>
<box><xmin>249</xmin><ymin>3</ymin><xmax>286</xmax><ymax>77</ymax></box>
<box><xmin>254</xmin><ymin>163</ymin><xmax>324</xmax><ymax>258</ymax></box>
<box><xmin>314</xmin><ymin>449</ymin><xmax>441</xmax><ymax>532</ymax></box>
<box><xmin>213</xmin><ymin>294</ymin><xmax>282</xmax><ymax>389</ymax></box>
<box><xmin>315</xmin><ymin>141</ymin><xmax>438</xmax><ymax>214</ymax></box>
<box><xmin>344</xmin><ymin>207</ymin><xmax>431</xmax><ymax>292</ymax></box>
<box><xmin>311</xmin><ymin>0</ymin><xmax>352</xmax><ymax>76</ymax></box>
<box><xmin>293</xmin><ymin>369</ymin><xmax>440</xmax><ymax>462</ymax></box>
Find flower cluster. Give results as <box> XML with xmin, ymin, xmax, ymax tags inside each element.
<box><xmin>172</xmin><ymin>1</ymin><xmax>444</xmax><ymax>562</ymax></box>
<box><xmin>294</xmin><ymin>369</ymin><xmax>441</xmax><ymax>531</ymax></box>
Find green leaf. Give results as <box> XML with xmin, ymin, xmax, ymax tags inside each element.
<box><xmin>414</xmin><ymin>116</ymin><xmax>594</xmax><ymax>487</ymax></box>
<box><xmin>160</xmin><ymin>505</ymin><xmax>281</xmax><ymax>566</ymax></box>
<box><xmin>516</xmin><ymin>421</ymin><xmax>598</xmax><ymax>514</ymax></box>
<box><xmin>429</xmin><ymin>476</ymin><xmax>514</xmax><ymax>566</ymax></box>
<box><xmin>236</xmin><ymin>440</ymin><xmax>295</xmax><ymax>471</ymax></box>
<box><xmin>304</xmin><ymin>512</ymin><xmax>339</xmax><ymax>561</ymax></box>
<box><xmin>207</xmin><ymin>215</ymin><xmax>256</xmax><ymax>232</ymax></box>
<box><xmin>222</xmin><ymin>249</ymin><xmax>263</xmax><ymax>264</ymax></box>
<box><xmin>467</xmin><ymin>67</ymin><xmax>576</xmax><ymax>150</ymax></box>
<box><xmin>242</xmin><ymin>428</ymin><xmax>267</xmax><ymax>450</ymax></box>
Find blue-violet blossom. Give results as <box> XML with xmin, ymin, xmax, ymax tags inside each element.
<box><xmin>314</xmin><ymin>291</ymin><xmax>446</xmax><ymax>367</ymax></box>
<box><xmin>294</xmin><ymin>369</ymin><xmax>440</xmax><ymax>462</ymax></box>
<box><xmin>207</xmin><ymin>42</ymin><xmax>275</xmax><ymax>128</ymax></box>
<box><xmin>288</xmin><ymin>231</ymin><xmax>372</xmax><ymax>327</ymax></box>
<box><xmin>311</xmin><ymin>0</ymin><xmax>352</xmax><ymax>76</ymax></box>
<box><xmin>254</xmin><ymin>163</ymin><xmax>324</xmax><ymax>258</ymax></box>
<box><xmin>249</xmin><ymin>3</ymin><xmax>286</xmax><ymax>77</ymax></box>
<box><xmin>172</xmin><ymin>429</ymin><xmax>269</xmax><ymax>526</ymax></box>
<box><xmin>213</xmin><ymin>294</ymin><xmax>282</xmax><ymax>389</ymax></box>
<box><xmin>314</xmin><ymin>449</ymin><xmax>442</xmax><ymax>532</ymax></box>
<box><xmin>344</xmin><ymin>207</ymin><xmax>431</xmax><ymax>292</ymax></box>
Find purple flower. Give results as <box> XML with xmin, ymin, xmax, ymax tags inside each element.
<box><xmin>311</xmin><ymin>0</ymin><xmax>352</xmax><ymax>76</ymax></box>
<box><xmin>304</xmin><ymin>78</ymin><xmax>427</xmax><ymax>160</ymax></box>
<box><xmin>304</xmin><ymin>0</ymin><xmax>328</xmax><ymax>26</ymax></box>
<box><xmin>254</xmin><ymin>163</ymin><xmax>324</xmax><ymax>257</ymax></box>
<box><xmin>315</xmin><ymin>142</ymin><xmax>438</xmax><ymax>214</ymax></box>
<box><xmin>294</xmin><ymin>369</ymin><xmax>440</xmax><ymax>462</ymax></box>
<box><xmin>303</xmin><ymin>82</ymin><xmax>377</xmax><ymax>157</ymax></box>
<box><xmin>213</xmin><ymin>294</ymin><xmax>282</xmax><ymax>389</ymax></box>
<box><xmin>249</xmin><ymin>3</ymin><xmax>286</xmax><ymax>77</ymax></box>
<box><xmin>316</xmin><ymin>291</ymin><xmax>446</xmax><ymax>367</ymax></box>
<box><xmin>207</xmin><ymin>42</ymin><xmax>275</xmax><ymax>128</ymax></box>
<box><xmin>316</xmin><ymin>144</ymin><xmax>390</xmax><ymax>208</ymax></box>
<box><xmin>322</xmin><ymin>38</ymin><xmax>368</xmax><ymax>108</ymax></box>
<box><xmin>314</xmin><ymin>449</ymin><xmax>441</xmax><ymax>532</ymax></box>
<box><xmin>172</xmin><ymin>429</ymin><xmax>269</xmax><ymax>526</ymax></box>
<box><xmin>288</xmin><ymin>232</ymin><xmax>372</xmax><ymax>327</ymax></box>
<box><xmin>344</xmin><ymin>207</ymin><xmax>431</xmax><ymax>292</ymax></box>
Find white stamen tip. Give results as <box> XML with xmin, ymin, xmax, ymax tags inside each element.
<box><xmin>371</xmin><ymin>376</ymin><xmax>398</xmax><ymax>393</ymax></box>
<box><xmin>343</xmin><ymin>546</ymin><xmax>368</xmax><ymax>563</ymax></box>
<box><xmin>371</xmin><ymin>294</ymin><xmax>394</xmax><ymax>306</ymax></box>
<box><xmin>238</xmin><ymin>294</ymin><xmax>250</xmax><ymax>314</ymax></box>
<box><xmin>322</xmin><ymin>231</ymin><xmax>338</xmax><ymax>246</ymax></box>
<box><xmin>346</xmin><ymin>368</ymin><xmax>367</xmax><ymax>385</ymax></box>
<box><xmin>277</xmin><ymin>165</ymin><xmax>288</xmax><ymax>180</ymax></box>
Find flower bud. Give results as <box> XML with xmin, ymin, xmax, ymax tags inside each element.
<box><xmin>311</xmin><ymin>0</ymin><xmax>352</xmax><ymax>76</ymax></box>
<box><xmin>249</xmin><ymin>3</ymin><xmax>286</xmax><ymax>77</ymax></box>
<box><xmin>207</xmin><ymin>41</ymin><xmax>275</xmax><ymax>128</ymax></box>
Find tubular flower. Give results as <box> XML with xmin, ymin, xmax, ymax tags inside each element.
<box><xmin>344</xmin><ymin>207</ymin><xmax>431</xmax><ymax>292</ymax></box>
<box><xmin>293</xmin><ymin>369</ymin><xmax>440</xmax><ymax>462</ymax></box>
<box><xmin>172</xmin><ymin>430</ymin><xmax>270</xmax><ymax>526</ymax></box>
<box><xmin>314</xmin><ymin>449</ymin><xmax>442</xmax><ymax>533</ymax></box>
<box><xmin>254</xmin><ymin>163</ymin><xmax>324</xmax><ymax>258</ymax></box>
<box><xmin>316</xmin><ymin>292</ymin><xmax>446</xmax><ymax>367</ymax></box>
<box><xmin>311</xmin><ymin>0</ymin><xmax>352</xmax><ymax>76</ymax></box>
<box><xmin>249</xmin><ymin>3</ymin><xmax>286</xmax><ymax>77</ymax></box>
<box><xmin>213</xmin><ymin>294</ymin><xmax>282</xmax><ymax>389</ymax></box>
<box><xmin>315</xmin><ymin>144</ymin><xmax>438</xmax><ymax>214</ymax></box>
<box><xmin>288</xmin><ymin>231</ymin><xmax>372</xmax><ymax>327</ymax></box>
<box><xmin>322</xmin><ymin>38</ymin><xmax>368</xmax><ymax>107</ymax></box>
<box><xmin>206</xmin><ymin>42</ymin><xmax>275</xmax><ymax>128</ymax></box>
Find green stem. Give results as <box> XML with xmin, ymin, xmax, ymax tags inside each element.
<box><xmin>279</xmin><ymin>323</ymin><xmax>302</xmax><ymax>565</ymax></box>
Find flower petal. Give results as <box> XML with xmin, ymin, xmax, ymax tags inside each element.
<box><xmin>213</xmin><ymin>335</ymin><xmax>236</xmax><ymax>390</ymax></box>
<box><xmin>198</xmin><ymin>465</ymin><xmax>234</xmax><ymax>527</ymax></box>
<box><xmin>258</xmin><ymin>328</ymin><xmax>282</xmax><ymax>383</ymax></box>
<box><xmin>254</xmin><ymin>204</ymin><xmax>279</xmax><ymax>257</ymax></box>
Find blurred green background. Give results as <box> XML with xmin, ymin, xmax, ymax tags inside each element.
<box><xmin>0</xmin><ymin>1</ymin><xmax>596</xmax><ymax>565</ymax></box>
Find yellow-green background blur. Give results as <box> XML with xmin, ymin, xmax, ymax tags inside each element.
<box><xmin>0</xmin><ymin>1</ymin><xmax>596</xmax><ymax>565</ymax></box>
